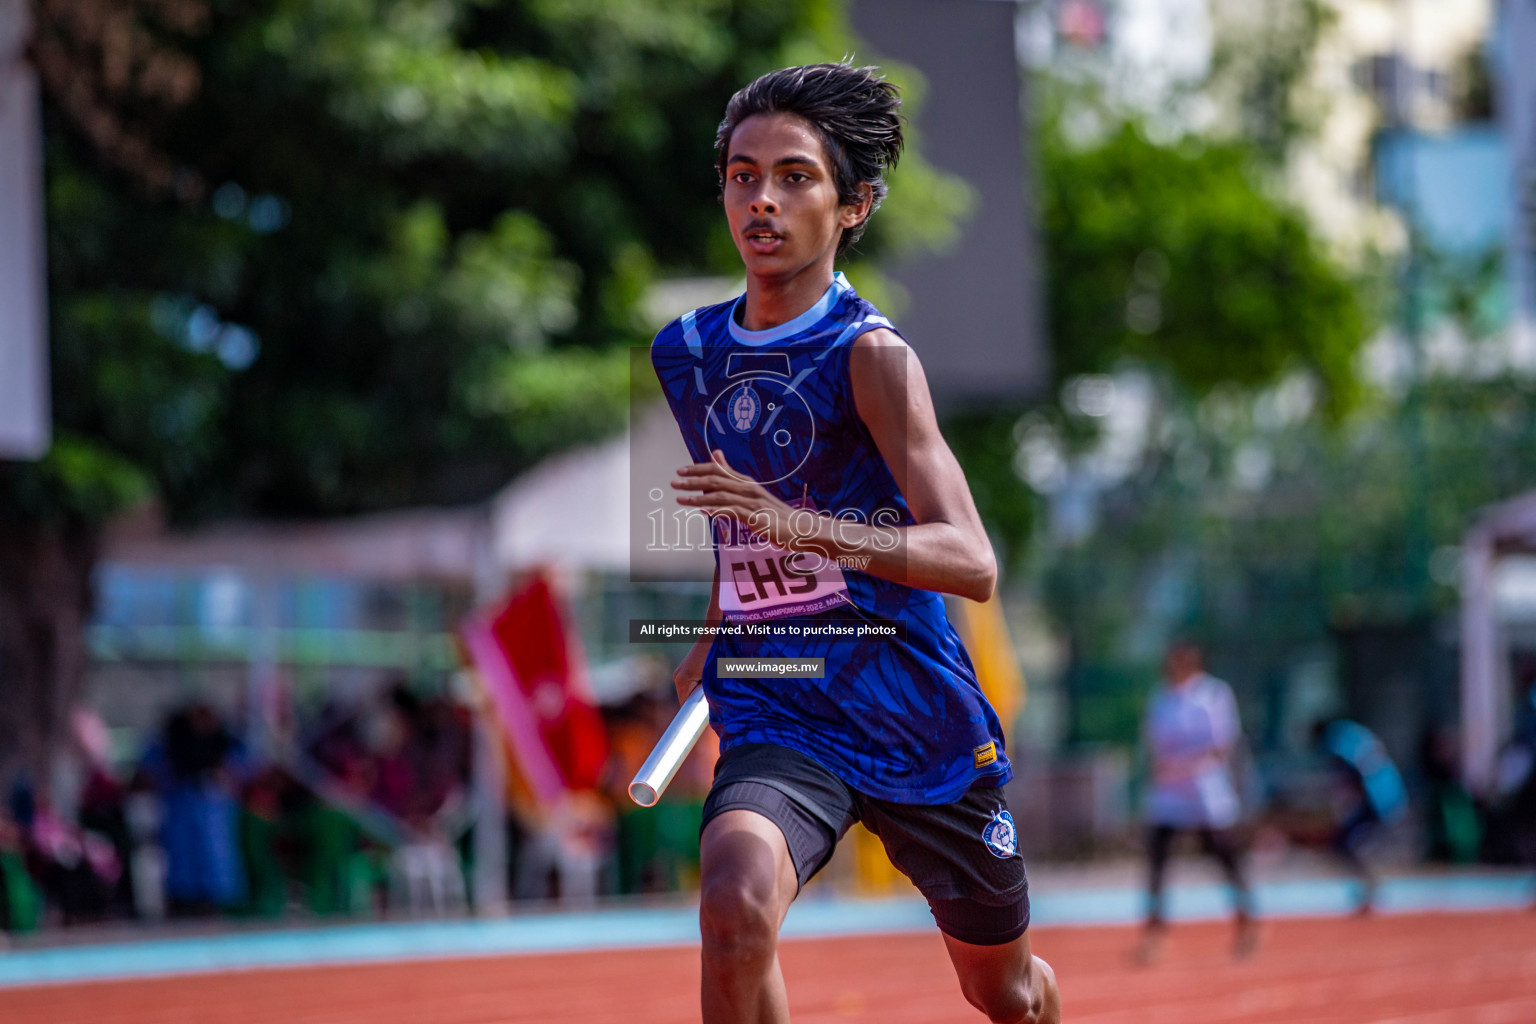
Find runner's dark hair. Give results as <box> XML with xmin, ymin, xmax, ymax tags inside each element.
<box><xmin>715</xmin><ymin>62</ymin><xmax>904</xmax><ymax>254</ymax></box>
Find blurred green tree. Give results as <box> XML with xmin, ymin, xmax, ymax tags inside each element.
<box><xmin>3</xmin><ymin>0</ymin><xmax>974</xmax><ymax>777</ymax></box>
<box><xmin>1041</xmin><ymin>120</ymin><xmax>1366</xmax><ymax>412</ymax></box>
<box><xmin>950</xmin><ymin>108</ymin><xmax>1370</xmax><ymax>571</ymax></box>
<box><xmin>1206</xmin><ymin>0</ymin><xmax>1335</xmax><ymax>167</ymax></box>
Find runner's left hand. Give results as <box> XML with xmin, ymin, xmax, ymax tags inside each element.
<box><xmin>671</xmin><ymin>449</ymin><xmax>800</xmax><ymax>547</ymax></box>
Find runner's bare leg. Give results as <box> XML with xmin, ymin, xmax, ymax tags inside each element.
<box><xmin>943</xmin><ymin>930</ymin><xmax>1061</xmax><ymax>1024</ymax></box>
<box><xmin>699</xmin><ymin>809</ymin><xmax>800</xmax><ymax>1024</ymax></box>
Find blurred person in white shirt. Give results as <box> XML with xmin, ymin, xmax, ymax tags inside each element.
<box><xmin>1138</xmin><ymin>640</ymin><xmax>1256</xmax><ymax>962</ymax></box>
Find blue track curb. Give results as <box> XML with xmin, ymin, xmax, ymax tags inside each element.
<box><xmin>1</xmin><ymin>871</ymin><xmax>1530</xmax><ymax>990</ymax></box>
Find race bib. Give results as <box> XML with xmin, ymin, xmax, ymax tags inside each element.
<box><xmin>716</xmin><ymin>500</ymin><xmax>849</xmax><ymax>622</ymax></box>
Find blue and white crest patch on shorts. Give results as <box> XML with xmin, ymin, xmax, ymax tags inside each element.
<box><xmin>982</xmin><ymin>809</ymin><xmax>1017</xmax><ymax>859</ymax></box>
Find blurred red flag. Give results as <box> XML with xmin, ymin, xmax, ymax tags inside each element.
<box><xmin>461</xmin><ymin>571</ymin><xmax>608</xmax><ymax>807</ymax></box>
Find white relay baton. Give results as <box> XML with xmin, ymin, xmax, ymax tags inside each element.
<box><xmin>628</xmin><ymin>686</ymin><xmax>711</xmax><ymax>807</ymax></box>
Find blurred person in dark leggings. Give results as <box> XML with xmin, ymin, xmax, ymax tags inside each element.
<box><xmin>1138</xmin><ymin>641</ymin><xmax>1255</xmax><ymax>962</ymax></box>
<box><xmin>1313</xmin><ymin>717</ymin><xmax>1407</xmax><ymax>912</ymax></box>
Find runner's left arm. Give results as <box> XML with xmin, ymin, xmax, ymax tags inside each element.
<box><xmin>670</xmin><ymin>328</ymin><xmax>997</xmax><ymax>602</ymax></box>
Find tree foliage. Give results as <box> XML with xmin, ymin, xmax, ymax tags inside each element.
<box><xmin>2</xmin><ymin>0</ymin><xmax>976</xmax><ymax>776</ymax></box>
<box><xmin>1206</xmin><ymin>0</ymin><xmax>1334</xmax><ymax>167</ymax></box>
<box><xmin>9</xmin><ymin>0</ymin><xmax>871</xmax><ymax>525</ymax></box>
<box><xmin>951</xmin><ymin>102</ymin><xmax>1372</xmax><ymax>573</ymax></box>
<box><xmin>11</xmin><ymin>0</ymin><xmax>971</xmax><ymax>525</ymax></box>
<box><xmin>1040</xmin><ymin>119</ymin><xmax>1368</xmax><ymax>415</ymax></box>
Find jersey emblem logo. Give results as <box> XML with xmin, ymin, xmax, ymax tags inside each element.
<box><xmin>982</xmin><ymin>809</ymin><xmax>1017</xmax><ymax>859</ymax></box>
<box><xmin>973</xmin><ymin>741</ymin><xmax>997</xmax><ymax>768</ymax></box>
<box><xmin>728</xmin><ymin>383</ymin><xmax>761</xmax><ymax>432</ymax></box>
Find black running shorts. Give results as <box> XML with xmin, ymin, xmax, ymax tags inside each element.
<box><xmin>701</xmin><ymin>742</ymin><xmax>1030</xmax><ymax>946</ymax></box>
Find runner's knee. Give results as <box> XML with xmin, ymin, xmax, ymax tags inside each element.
<box><xmin>959</xmin><ymin>977</ymin><xmax>1034</xmax><ymax>1024</ymax></box>
<box><xmin>699</xmin><ymin>875</ymin><xmax>779</xmax><ymax>963</ymax></box>
<box><xmin>959</xmin><ymin>956</ymin><xmax>1055</xmax><ymax>1024</ymax></box>
<box><xmin>699</xmin><ymin>842</ymin><xmax>781</xmax><ymax>956</ymax></box>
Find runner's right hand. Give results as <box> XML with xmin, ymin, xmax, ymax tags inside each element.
<box><xmin>674</xmin><ymin>638</ymin><xmax>709</xmax><ymax>704</ymax></box>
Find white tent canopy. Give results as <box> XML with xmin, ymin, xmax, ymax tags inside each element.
<box><xmin>489</xmin><ymin>401</ymin><xmax>714</xmax><ymax>580</ymax></box>
<box><xmin>106</xmin><ymin>401</ymin><xmax>713</xmax><ymax>589</ymax></box>
<box><xmin>106</xmin><ymin>504</ymin><xmax>490</xmax><ymax>585</ymax></box>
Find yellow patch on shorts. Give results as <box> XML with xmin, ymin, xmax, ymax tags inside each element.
<box><xmin>973</xmin><ymin>741</ymin><xmax>997</xmax><ymax>768</ymax></box>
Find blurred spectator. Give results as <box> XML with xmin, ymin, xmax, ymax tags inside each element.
<box><xmin>1312</xmin><ymin>717</ymin><xmax>1408</xmax><ymax>913</ymax></box>
<box><xmin>511</xmin><ymin>791</ymin><xmax>614</xmax><ymax>905</ymax></box>
<box><xmin>1138</xmin><ymin>641</ymin><xmax>1256</xmax><ymax>963</ymax></box>
<box><xmin>601</xmin><ymin>691</ymin><xmax>715</xmax><ymax>896</ymax></box>
<box><xmin>1482</xmin><ymin>677</ymin><xmax>1536</xmax><ymax>867</ymax></box>
<box><xmin>1520</xmin><ymin>673</ymin><xmax>1536</xmax><ymax>748</ymax></box>
<box><xmin>0</xmin><ymin>806</ymin><xmax>41</xmax><ymax>934</ymax></box>
<box><xmin>0</xmin><ymin>684</ymin><xmax>482</xmax><ymax>930</ymax></box>
<box><xmin>303</xmin><ymin>679</ymin><xmax>473</xmax><ymax>916</ymax></box>
<box><xmin>364</xmin><ymin>686</ymin><xmax>418</xmax><ymax>821</ymax></box>
<box><xmin>72</xmin><ymin>707</ymin><xmax>135</xmax><ymax>917</ymax></box>
<box><xmin>348</xmin><ymin>680</ymin><xmax>471</xmax><ymax>830</ymax></box>
<box><xmin>137</xmin><ymin>703</ymin><xmax>249</xmax><ymax>914</ymax></box>
<box><xmin>311</xmin><ymin>699</ymin><xmax>369</xmax><ymax>786</ymax></box>
<box><xmin>8</xmin><ymin>776</ymin><xmax>120</xmax><ymax>925</ymax></box>
<box><xmin>382</xmin><ymin>684</ymin><xmax>472</xmax><ymax>915</ymax></box>
<box><xmin>240</xmin><ymin>766</ymin><xmax>296</xmax><ymax>918</ymax></box>
<box><xmin>603</xmin><ymin>692</ymin><xmax>667</xmax><ymax>894</ymax></box>
<box><xmin>417</xmin><ymin>696</ymin><xmax>473</xmax><ymax>823</ymax></box>
<box><xmin>1419</xmin><ymin>725</ymin><xmax>1480</xmax><ymax>864</ymax></box>
<box><xmin>124</xmin><ymin>783</ymin><xmax>166</xmax><ymax>921</ymax></box>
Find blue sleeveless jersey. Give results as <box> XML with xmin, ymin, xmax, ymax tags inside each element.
<box><xmin>651</xmin><ymin>273</ymin><xmax>1011</xmax><ymax>803</ymax></box>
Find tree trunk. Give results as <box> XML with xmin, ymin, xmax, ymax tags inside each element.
<box><xmin>0</xmin><ymin>522</ymin><xmax>98</xmax><ymax>789</ymax></box>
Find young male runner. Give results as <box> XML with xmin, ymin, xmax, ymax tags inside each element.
<box><xmin>652</xmin><ymin>63</ymin><xmax>1059</xmax><ymax>1024</ymax></box>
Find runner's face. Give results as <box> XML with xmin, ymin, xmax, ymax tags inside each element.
<box><xmin>723</xmin><ymin>113</ymin><xmax>869</xmax><ymax>280</ymax></box>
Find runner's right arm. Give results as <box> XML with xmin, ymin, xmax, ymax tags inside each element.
<box><xmin>674</xmin><ymin>564</ymin><xmax>722</xmax><ymax>703</ymax></box>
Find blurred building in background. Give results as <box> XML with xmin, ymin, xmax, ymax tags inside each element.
<box><xmin>1276</xmin><ymin>0</ymin><xmax>1493</xmax><ymax>252</ymax></box>
<box><xmin>0</xmin><ymin>0</ymin><xmax>49</xmax><ymax>460</ymax></box>
<box><xmin>1502</xmin><ymin>0</ymin><xmax>1536</xmax><ymax>359</ymax></box>
<box><xmin>851</xmin><ymin>0</ymin><xmax>1047</xmax><ymax>406</ymax></box>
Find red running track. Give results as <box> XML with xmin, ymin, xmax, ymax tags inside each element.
<box><xmin>4</xmin><ymin>912</ymin><xmax>1535</xmax><ymax>1024</ymax></box>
